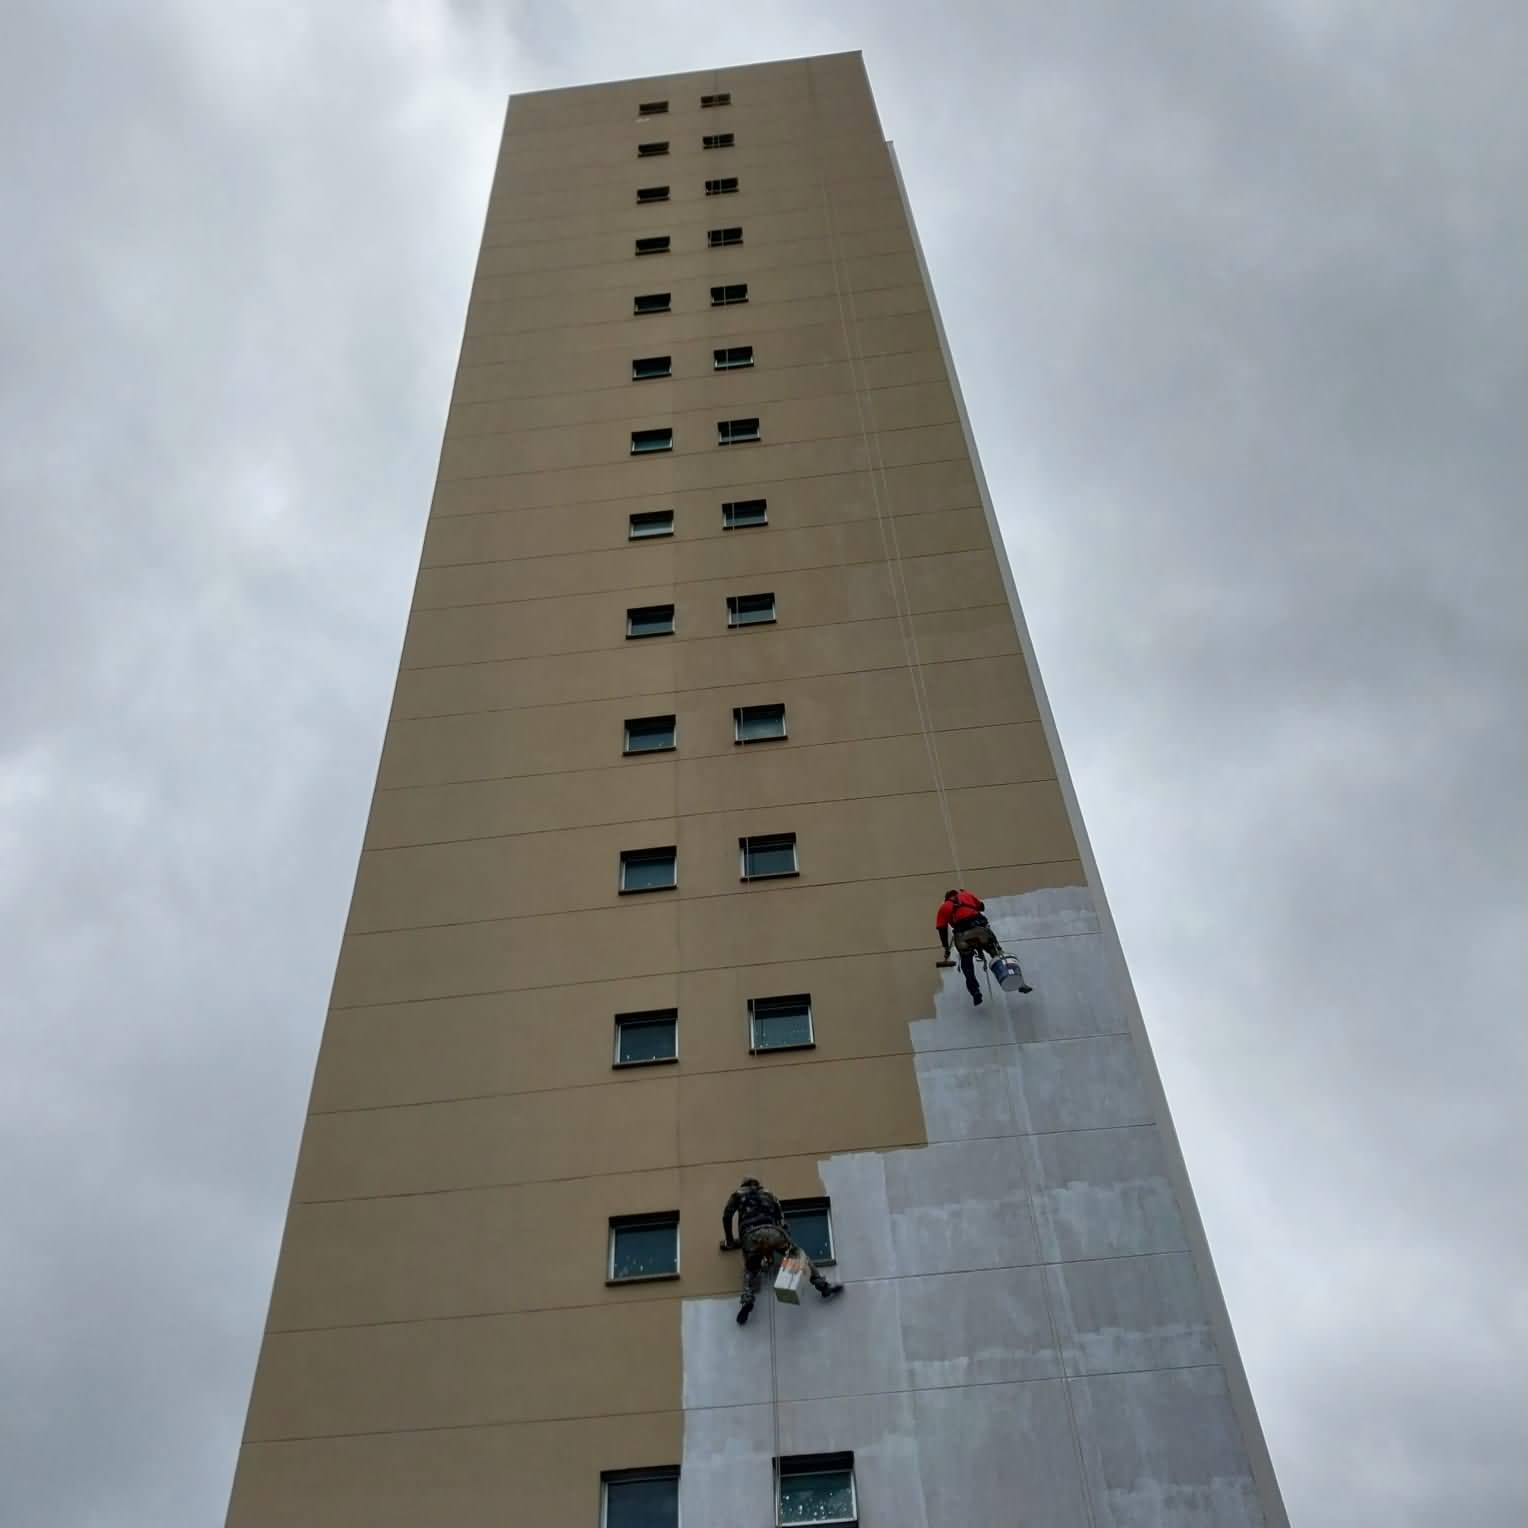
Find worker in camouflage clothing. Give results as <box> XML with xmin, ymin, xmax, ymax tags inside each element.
<box><xmin>721</xmin><ymin>1176</ymin><xmax>842</xmax><ymax>1325</ymax></box>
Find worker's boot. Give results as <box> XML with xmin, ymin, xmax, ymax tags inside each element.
<box><xmin>736</xmin><ymin>1298</ymin><xmax>754</xmax><ymax>1326</ymax></box>
<box><xmin>814</xmin><ymin>1279</ymin><xmax>844</xmax><ymax>1300</ymax></box>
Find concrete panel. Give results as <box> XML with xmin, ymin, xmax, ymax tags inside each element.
<box><xmin>1018</xmin><ymin>1035</ymin><xmax>1155</xmax><ymax>1134</ymax></box>
<box><xmin>1025</xmin><ymin>1126</ymin><xmax>1191</xmax><ymax>1264</ymax></box>
<box><xmin>1071</xmin><ymin>1367</ymin><xmax>1266</xmax><ymax>1528</ymax></box>
<box><xmin>244</xmin><ymin>1299</ymin><xmax>679</xmax><ymax>1442</ymax></box>
<box><xmin>1045</xmin><ymin>1252</ymin><xmax>1222</xmax><ymax>1378</ymax></box>
<box><xmin>229</xmin><ymin>1411</ymin><xmax>682</xmax><ymax>1528</ymax></box>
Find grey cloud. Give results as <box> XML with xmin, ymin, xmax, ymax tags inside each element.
<box><xmin>2</xmin><ymin>1</ymin><xmax>1522</xmax><ymax>1523</ymax></box>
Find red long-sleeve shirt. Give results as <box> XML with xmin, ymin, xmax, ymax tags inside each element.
<box><xmin>935</xmin><ymin>890</ymin><xmax>985</xmax><ymax>931</ymax></box>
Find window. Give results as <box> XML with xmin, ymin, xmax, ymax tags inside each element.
<box><xmin>630</xmin><ymin>428</ymin><xmax>673</xmax><ymax>455</ymax></box>
<box><xmin>734</xmin><ymin>702</ymin><xmax>786</xmax><ymax>742</ymax></box>
<box><xmin>749</xmin><ymin>993</ymin><xmax>814</xmax><ymax>1052</ymax></box>
<box><xmin>708</xmin><ymin>226</ymin><xmax>743</xmax><ymax>247</ymax></box>
<box><xmin>714</xmin><ymin>345</ymin><xmax>754</xmax><ymax>370</ymax></box>
<box><xmin>619</xmin><ymin>846</ymin><xmax>677</xmax><ymax>891</ymax></box>
<box><xmin>705</xmin><ymin>177</ymin><xmax>739</xmax><ymax>196</ymax></box>
<box><xmin>634</xmin><ymin>292</ymin><xmax>671</xmax><ymax>315</ymax></box>
<box><xmin>637</xmin><ymin>140</ymin><xmax>669</xmax><ymax>157</ymax></box>
<box><xmin>777</xmin><ymin>1454</ymin><xmax>857</xmax><ymax>1526</ymax></box>
<box><xmin>628</xmin><ymin>509</ymin><xmax>674</xmax><ymax>539</ymax></box>
<box><xmin>603</xmin><ymin>1467</ymin><xmax>679</xmax><ymax>1528</ymax></box>
<box><xmin>740</xmin><ymin>832</ymin><xmax>797</xmax><ymax>879</ymax></box>
<box><xmin>609</xmin><ymin>1214</ymin><xmax>679</xmax><ymax>1280</ymax></box>
<box><xmin>638</xmin><ymin>100</ymin><xmax>668</xmax><ymax>116</ymax></box>
<box><xmin>723</xmin><ymin>498</ymin><xmax>769</xmax><ymax>530</ymax></box>
<box><xmin>636</xmin><ymin>185</ymin><xmax>670</xmax><ymax>204</ymax></box>
<box><xmin>710</xmin><ymin>283</ymin><xmax>749</xmax><ymax>306</ymax></box>
<box><xmin>781</xmin><ymin>1198</ymin><xmax>835</xmax><ymax>1265</ymax></box>
<box><xmin>700</xmin><ymin>92</ymin><xmax>732</xmax><ymax>108</ymax></box>
<box><xmin>632</xmin><ymin>354</ymin><xmax>672</xmax><ymax>380</ymax></box>
<box><xmin>727</xmin><ymin>591</ymin><xmax>775</xmax><ymax>625</ymax></box>
<box><xmin>718</xmin><ymin>418</ymin><xmax>760</xmax><ymax>447</ymax></box>
<box><xmin>626</xmin><ymin>604</ymin><xmax>675</xmax><ymax>638</ymax></box>
<box><xmin>702</xmin><ymin>132</ymin><xmax>735</xmax><ymax>149</ymax></box>
<box><xmin>634</xmin><ymin>235</ymin><xmax>671</xmax><ymax>256</ymax></box>
<box><xmin>623</xmin><ymin>714</ymin><xmax>676</xmax><ymax>753</ymax></box>
<box><xmin>614</xmin><ymin>1010</ymin><xmax>678</xmax><ymax>1066</ymax></box>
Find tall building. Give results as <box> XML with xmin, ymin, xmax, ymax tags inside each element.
<box><xmin>228</xmin><ymin>52</ymin><xmax>1285</xmax><ymax>1527</ymax></box>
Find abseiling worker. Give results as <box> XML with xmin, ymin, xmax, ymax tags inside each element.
<box><xmin>721</xmin><ymin>1177</ymin><xmax>842</xmax><ymax>1325</ymax></box>
<box><xmin>936</xmin><ymin>888</ymin><xmax>1032</xmax><ymax>1005</ymax></box>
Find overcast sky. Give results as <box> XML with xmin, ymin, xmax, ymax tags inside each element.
<box><xmin>2</xmin><ymin>2</ymin><xmax>1523</xmax><ymax>1524</ymax></box>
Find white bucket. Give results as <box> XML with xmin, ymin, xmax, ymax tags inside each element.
<box><xmin>990</xmin><ymin>955</ymin><xmax>1029</xmax><ymax>992</ymax></box>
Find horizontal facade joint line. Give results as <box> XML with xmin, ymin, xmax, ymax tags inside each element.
<box><xmin>265</xmin><ymin>1250</ymin><xmax>1194</xmax><ymax>1335</ymax></box>
<box><xmin>374</xmin><ymin>718</ymin><xmax>1045</xmax><ymax>795</ymax></box>
<box><xmin>323</xmin><ymin>918</ymin><xmax>1093</xmax><ymax>1014</ymax></box>
<box><xmin>418</xmin><ymin>501</ymin><xmax>986</xmax><ymax>574</ymax></box>
<box><xmin>291</xmin><ymin>1121</ymin><xmax>1157</xmax><ymax>1212</ymax></box>
<box><xmin>385</xmin><ymin>651</ymin><xmax>1026</xmax><ymax>724</ymax></box>
<box><xmin>442</xmin><ymin>342</ymin><xmax>937</xmax><ymax>423</ymax></box>
<box><xmin>459</xmin><ymin>274</ymin><xmax>925</xmax><ymax>345</ymax></box>
<box><xmin>239</xmin><ymin>1365</ymin><xmax>1226</xmax><ymax>1448</ymax></box>
<box><xmin>432</xmin><ymin>411</ymin><xmax>957</xmax><ymax>488</ymax></box>
<box><xmin>360</xmin><ymin>772</ymin><xmax>1058</xmax><ymax>854</ymax></box>
<box><xmin>476</xmin><ymin>190</ymin><xmax>908</xmax><ymax>252</ymax></box>
<box><xmin>309</xmin><ymin>1028</ymin><xmax>1131</xmax><ymax>1119</ymax></box>
<box><xmin>339</xmin><ymin>856</ymin><xmax>1083</xmax><ymax>939</ymax></box>
<box><xmin>409</xmin><ymin>541</ymin><xmax>990</xmax><ymax>615</ymax></box>
<box><xmin>443</xmin><ymin>374</ymin><xmax>949</xmax><ymax>443</ymax></box>
<box><xmin>396</xmin><ymin>601</ymin><xmax>1016</xmax><ymax>675</ymax></box>
<box><xmin>427</xmin><ymin>452</ymin><xmax>971</xmax><ymax>521</ymax></box>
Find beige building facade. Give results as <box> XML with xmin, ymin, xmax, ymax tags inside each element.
<box><xmin>228</xmin><ymin>52</ymin><xmax>1286</xmax><ymax>1527</ymax></box>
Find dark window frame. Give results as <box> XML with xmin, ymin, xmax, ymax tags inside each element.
<box><xmin>749</xmin><ymin>992</ymin><xmax>815</xmax><ymax>1053</ymax></box>
<box><xmin>776</xmin><ymin>1452</ymin><xmax>858</xmax><ymax>1527</ymax></box>
<box><xmin>723</xmin><ymin>498</ymin><xmax>769</xmax><ymax>530</ymax></box>
<box><xmin>628</xmin><ymin>509</ymin><xmax>674</xmax><ymax>540</ymax></box>
<box><xmin>632</xmin><ymin>354</ymin><xmax>672</xmax><ymax>380</ymax></box>
<box><xmin>602</xmin><ymin>1467</ymin><xmax>681</xmax><ymax>1528</ymax></box>
<box><xmin>780</xmin><ymin>1197</ymin><xmax>835</xmax><ymax>1265</ymax></box>
<box><xmin>740</xmin><ymin>831</ymin><xmax>798</xmax><ymax>880</ymax></box>
<box><xmin>713</xmin><ymin>345</ymin><xmax>754</xmax><ymax>371</ymax></box>
<box><xmin>623</xmin><ymin>713</ymin><xmax>677</xmax><ymax>753</ymax></box>
<box><xmin>619</xmin><ymin>845</ymin><xmax>678</xmax><ymax>892</ymax></box>
<box><xmin>634</xmin><ymin>291</ymin><xmax>672</xmax><ymax>315</ymax></box>
<box><xmin>638</xmin><ymin>100</ymin><xmax>669</xmax><ymax>117</ymax></box>
<box><xmin>708</xmin><ymin>226</ymin><xmax>743</xmax><ymax>247</ymax></box>
<box><xmin>607</xmin><ymin>1212</ymin><xmax>680</xmax><ymax>1282</ymax></box>
<box><xmin>702</xmin><ymin>132</ymin><xmax>736</xmax><ymax>150</ymax></box>
<box><xmin>636</xmin><ymin>185</ymin><xmax>670</xmax><ymax>204</ymax></box>
<box><xmin>700</xmin><ymin>92</ymin><xmax>732</xmax><ymax>108</ymax></box>
<box><xmin>705</xmin><ymin>176</ymin><xmax>740</xmax><ymax>196</ymax></box>
<box><xmin>613</xmin><ymin>1009</ymin><xmax>679</xmax><ymax>1068</ymax></box>
<box><xmin>710</xmin><ymin>283</ymin><xmax>749</xmax><ymax>306</ymax></box>
<box><xmin>717</xmin><ymin>417</ymin><xmax>761</xmax><ymax>447</ymax></box>
<box><xmin>625</xmin><ymin>602</ymin><xmax>675</xmax><ymax>637</ymax></box>
<box><xmin>734</xmin><ymin>701</ymin><xmax>787</xmax><ymax>743</ymax></box>
<box><xmin>630</xmin><ymin>428</ymin><xmax>674</xmax><ymax>455</ymax></box>
<box><xmin>634</xmin><ymin>235</ymin><xmax>671</xmax><ymax>256</ymax></box>
<box><xmin>727</xmin><ymin>590</ymin><xmax>775</xmax><ymax>625</ymax></box>
<box><xmin>637</xmin><ymin>140</ymin><xmax>670</xmax><ymax>157</ymax></box>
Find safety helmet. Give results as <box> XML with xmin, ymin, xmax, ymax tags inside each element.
<box><xmin>740</xmin><ymin>1176</ymin><xmax>761</xmax><ymax>1189</ymax></box>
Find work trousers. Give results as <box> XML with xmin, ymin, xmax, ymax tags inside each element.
<box><xmin>739</xmin><ymin>1224</ymin><xmax>829</xmax><ymax>1303</ymax></box>
<box><xmin>953</xmin><ymin>921</ymin><xmax>1003</xmax><ymax>998</ymax></box>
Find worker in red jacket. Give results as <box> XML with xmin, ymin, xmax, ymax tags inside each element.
<box><xmin>936</xmin><ymin>889</ymin><xmax>1030</xmax><ymax>1004</ymax></box>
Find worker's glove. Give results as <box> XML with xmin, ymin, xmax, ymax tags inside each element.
<box><xmin>720</xmin><ymin>1238</ymin><xmax>740</xmax><ymax>1251</ymax></box>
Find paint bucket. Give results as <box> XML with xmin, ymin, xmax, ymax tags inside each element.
<box><xmin>990</xmin><ymin>955</ymin><xmax>1030</xmax><ymax>993</ymax></box>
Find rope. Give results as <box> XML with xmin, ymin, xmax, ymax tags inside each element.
<box><xmin>819</xmin><ymin>164</ymin><xmax>1100</xmax><ymax>1528</ymax></box>
<box><xmin>817</xmin><ymin>182</ymin><xmax>963</xmax><ymax>890</ymax></box>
